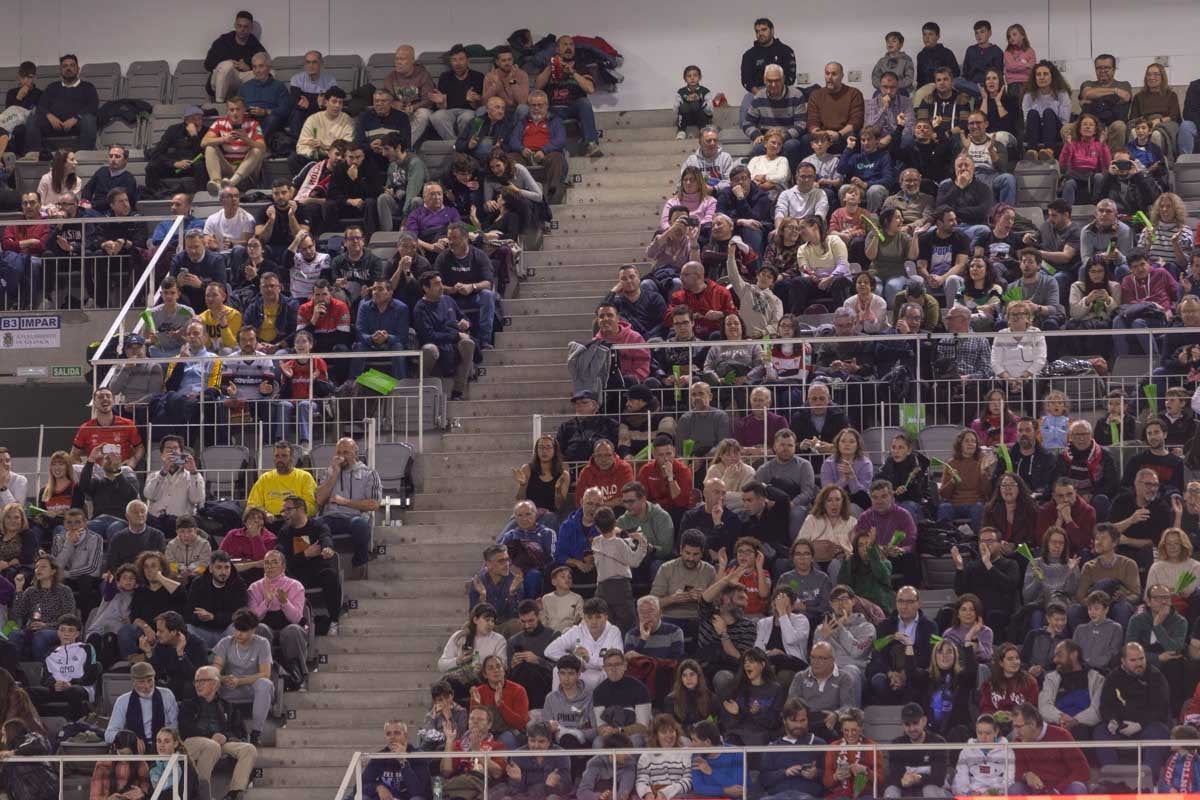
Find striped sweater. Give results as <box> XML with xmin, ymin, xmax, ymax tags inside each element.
<box><xmin>635</xmin><ymin>751</ymin><xmax>692</xmax><ymax>800</ymax></box>
<box><xmin>744</xmin><ymin>87</ymin><xmax>806</xmax><ymax>141</ymax></box>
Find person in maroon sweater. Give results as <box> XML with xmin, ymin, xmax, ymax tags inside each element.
<box><xmin>1009</xmin><ymin>702</ymin><xmax>1090</xmax><ymax>794</ymax></box>
<box><xmin>574</xmin><ymin>440</ymin><xmax>634</xmax><ymax>509</ymax></box>
<box><xmin>1036</xmin><ymin>478</ymin><xmax>1098</xmax><ymax>558</ymax></box>
<box><xmin>1</xmin><ymin>193</ymin><xmax>50</xmax><ymax>255</ymax></box>
<box><xmin>663</xmin><ymin>261</ymin><xmax>737</xmax><ymax>339</ymax></box>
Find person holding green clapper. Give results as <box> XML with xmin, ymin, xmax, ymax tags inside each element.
<box><xmin>854</xmin><ymin>479</ymin><xmax>919</xmax><ymax>586</ymax></box>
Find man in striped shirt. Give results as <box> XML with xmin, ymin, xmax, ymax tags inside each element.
<box><xmin>200</xmin><ymin>97</ymin><xmax>266</xmax><ymax>196</ymax></box>
<box><xmin>744</xmin><ymin>65</ymin><xmax>807</xmax><ymax>173</ymax></box>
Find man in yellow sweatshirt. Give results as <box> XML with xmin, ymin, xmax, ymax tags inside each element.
<box><xmin>248</xmin><ymin>440</ymin><xmax>317</xmax><ymax>519</ymax></box>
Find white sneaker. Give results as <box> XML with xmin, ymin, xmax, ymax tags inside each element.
<box><xmin>82</xmin><ymin>296</ymin><xmax>96</xmax><ymax>309</ymax></box>
<box><xmin>327</xmin><ymin>621</ymin><xmax>339</xmax><ymax>637</ymax></box>
<box><xmin>39</xmin><ymin>297</ymin><xmax>54</xmax><ymax>311</ymax></box>
<box><xmin>675</xmin><ymin>131</ymin><xmax>687</xmax><ymax>140</ymax></box>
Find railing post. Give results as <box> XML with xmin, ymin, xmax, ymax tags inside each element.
<box><xmin>35</xmin><ymin>424</ymin><xmax>45</xmax><ymax>498</ymax></box>
<box><xmin>417</xmin><ymin>349</ymin><xmax>424</xmax><ymax>453</ymax></box>
<box><xmin>532</xmin><ymin>415</ymin><xmax>543</xmax><ymax>445</ymax></box>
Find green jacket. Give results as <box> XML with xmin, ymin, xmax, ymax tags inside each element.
<box><xmin>838</xmin><ymin>545</ymin><xmax>895</xmax><ymax>613</ymax></box>
<box><xmin>1125</xmin><ymin>608</ymin><xmax>1187</xmax><ymax>666</ymax></box>
<box><xmin>617</xmin><ymin>502</ymin><xmax>675</xmax><ymax>561</ymax></box>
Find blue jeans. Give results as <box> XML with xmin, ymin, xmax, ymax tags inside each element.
<box><xmin>1062</xmin><ymin>173</ymin><xmax>1102</xmax><ymax>206</ymax></box>
<box><xmin>1112</xmin><ymin>315</ymin><xmax>1159</xmax><ymax>357</ymax></box>
<box><xmin>8</xmin><ymin>627</ymin><xmax>61</xmax><ymax>660</ymax></box>
<box><xmin>88</xmin><ymin>515</ymin><xmax>123</xmax><ymax>540</ymax></box>
<box><xmin>350</xmin><ymin>343</ymin><xmax>407</xmax><ymax>380</ymax></box>
<box><xmin>277</xmin><ymin>399</ymin><xmax>318</xmax><ymax>444</ymax></box>
<box><xmin>986</xmin><ymin>172</ymin><xmax>1016</xmax><ymax>205</ymax></box>
<box><xmin>117</xmin><ymin>623</ymin><xmax>145</xmax><ymax>660</ymax></box>
<box><xmin>898</xmin><ymin>499</ymin><xmax>926</xmax><ymax>522</ymax></box>
<box><xmin>320</xmin><ymin>513</ymin><xmax>373</xmax><ymax>566</ymax></box>
<box><xmin>453</xmin><ymin>289</ymin><xmax>496</xmax><ymax>345</ymax></box>
<box><xmin>937</xmin><ymin>501</ymin><xmax>984</xmax><ymax>533</ymax></box>
<box><xmin>881</xmin><ymin>275</ymin><xmax>910</xmax><ymax>305</ymax></box>
<box><xmin>26</xmin><ymin>113</ymin><xmax>98</xmax><ymax>153</ymax></box>
<box><xmin>552</xmin><ymin>99</ymin><xmax>599</xmax><ymax>144</ymax></box>
<box><xmin>957</xmin><ymin>224</ymin><xmax>991</xmax><ymax>250</ymax></box>
<box><xmin>1095</xmin><ymin>720</ymin><xmax>1170</xmax><ymax>777</ymax></box>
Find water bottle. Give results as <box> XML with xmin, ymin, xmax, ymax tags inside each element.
<box><xmin>432</xmin><ymin>776</ymin><xmax>443</xmax><ymax>800</ymax></box>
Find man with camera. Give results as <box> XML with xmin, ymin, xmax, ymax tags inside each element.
<box><xmin>143</xmin><ymin>435</ymin><xmax>205</xmax><ymax>537</ymax></box>
<box><xmin>315</xmin><ymin>438</ymin><xmax>380</xmax><ymax>581</ymax></box>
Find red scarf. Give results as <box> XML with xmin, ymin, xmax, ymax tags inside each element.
<box><xmin>1061</xmin><ymin>442</ymin><xmax>1104</xmax><ymax>484</ymax></box>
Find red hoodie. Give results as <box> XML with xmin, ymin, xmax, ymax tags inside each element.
<box><xmin>575</xmin><ymin>454</ymin><xmax>634</xmax><ymax>506</ymax></box>
<box><xmin>595</xmin><ymin>321</ymin><xmax>650</xmax><ymax>381</ymax></box>
<box><xmin>664</xmin><ymin>281</ymin><xmax>737</xmax><ymax>338</ymax></box>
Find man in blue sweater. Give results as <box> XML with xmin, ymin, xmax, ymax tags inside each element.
<box><xmin>352</xmin><ymin>279</ymin><xmax>409</xmax><ymax>379</ymax></box>
<box><xmin>759</xmin><ymin>699</ymin><xmax>826</xmax><ymax>800</ymax></box>
<box><xmin>413</xmin><ymin>271</ymin><xmax>475</xmax><ymax>400</ymax></box>
<box><xmin>27</xmin><ymin>55</ymin><xmax>98</xmax><ymax>154</ymax></box>
<box><xmin>238</xmin><ymin>53</ymin><xmax>291</xmax><ymax>139</ymax></box>
<box><xmin>81</xmin><ymin>146</ymin><xmax>140</xmax><ymax>213</ymax></box>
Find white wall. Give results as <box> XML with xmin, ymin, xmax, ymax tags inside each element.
<box><xmin>8</xmin><ymin>0</ymin><xmax>1199</xmax><ymax>110</ymax></box>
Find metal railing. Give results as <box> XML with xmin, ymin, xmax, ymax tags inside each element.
<box><xmin>332</xmin><ymin>736</ymin><xmax>1179</xmax><ymax>800</ymax></box>
<box><xmin>0</xmin><ymin>215</ymin><xmax>187</xmax><ymax>312</ymax></box>
<box><xmin>0</xmin><ymin>752</ymin><xmax>189</xmax><ymax>800</ymax></box>
<box><xmin>551</xmin><ymin>327</ymin><xmax>1200</xmax><ymax>469</ymax></box>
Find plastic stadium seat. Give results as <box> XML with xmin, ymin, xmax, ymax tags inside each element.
<box><xmin>861</xmin><ymin>426</ymin><xmax>903</xmax><ymax>466</ymax></box>
<box><xmin>921</xmin><ymin>555</ymin><xmax>957</xmax><ymax>590</ymax></box>
<box><xmin>175</xmin><ymin>59</ymin><xmax>208</xmax><ymax>75</ymax></box>
<box><xmin>917</xmin><ymin>424</ymin><xmax>961</xmax><ymax>462</ymax></box>
<box><xmin>0</xmin><ymin>66</ymin><xmax>19</xmax><ymax>86</ymax></box>
<box><xmin>1175</xmin><ymin>154</ymin><xmax>1200</xmax><ymax>202</ymax></box>
<box><xmin>1015</xmin><ymin>206</ymin><xmax>1044</xmax><ymax>227</ymax></box>
<box><xmin>99</xmin><ymin>120</ymin><xmax>142</xmax><ymax>150</ymax></box>
<box><xmin>323</xmin><ymin>55</ymin><xmax>364</xmax><ymax>90</ymax></box>
<box><xmin>1071</xmin><ymin>204</ymin><xmax>1096</xmax><ymax>225</ymax></box>
<box><xmin>1015</xmin><ymin>161</ymin><xmax>1059</xmax><ymax>207</ymax></box>
<box><xmin>200</xmin><ymin>445</ymin><xmax>251</xmax><ymax>500</ymax></box>
<box><xmin>864</xmin><ymin>705</ymin><xmax>905</xmax><ymax>742</ymax></box>
<box><xmin>418</xmin><ymin>140</ymin><xmax>457</xmax><ymax>181</ymax></box>
<box><xmin>374</xmin><ymin>441</ymin><xmax>415</xmax><ymax>522</ymax></box>
<box><xmin>171</xmin><ymin>73</ymin><xmax>212</xmax><ymax>104</ymax></box>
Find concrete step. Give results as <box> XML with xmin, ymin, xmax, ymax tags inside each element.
<box><xmin>503</xmin><ymin>295</ymin><xmax>600</xmax><ymax>315</ymax></box>
<box><xmin>421</xmin><ymin>449</ymin><xmax>536</xmax><ymax>477</ymax></box>
<box><xmin>449</xmin><ymin>397</ymin><xmax>574</xmax><ymax>417</ymax></box>
<box><xmin>575</xmin><ymin>170</ymin><xmax>679</xmax><ymax>191</ymax></box>
<box><xmin>304</xmin><ymin>670</ymin><xmax>439</xmax><ymax>695</ymax></box>
<box><xmin>596</xmin><ymin>107</ymin><xmax>739</xmax><ymax>130</ymax></box>
<box><xmin>456</xmin><ymin>411</ymin><xmax>572</xmax><ymax>435</ymax></box>
<box><xmin>341</xmin><ymin>577</ymin><xmax>463</xmax><ymax>601</ymax></box>
<box><xmin>604</xmin><ymin>125</ymin><xmax>750</xmax><ymax>144</ymax></box>
<box><xmin>240</xmin><ymin>787</ymin><xmax>345</xmax><ymax>800</ymax></box>
<box><xmin>254</xmin><ymin>765</ymin><xmax>352</xmax><ymax>788</ymax></box>
<box><xmin>493</xmin><ymin>329</ymin><xmax>589</xmax><ymax>349</ymax></box>
<box><xmin>555</xmin><ymin>202</ymin><xmax>661</xmax><ymax>220</ymax></box>
<box><xmin>597</xmin><ymin>138</ymin><xmax>751</xmax><ymax>157</ymax></box>
<box><xmin>285</xmin><ymin>690</ymin><xmax>436</xmax><ymax>712</ymax></box>
<box><xmin>388</xmin><ymin>524</ymin><xmax>501</xmax><ymax>544</ymax></box>
<box><xmin>318</xmin><ymin>634</ymin><xmax>448</xmax><ymax>654</ymax></box>
<box><xmin>565</xmin><ymin>186</ymin><xmax>674</xmax><ymax>205</ymax></box>
<box><xmin>542</xmin><ymin>232</ymin><xmax>651</xmax><ymax>250</ymax></box>
<box><xmin>572</xmin><ymin>155</ymin><xmax>686</xmax><ymax>176</ymax></box>
<box><xmin>319</xmin><ymin>653</ymin><xmax>440</xmax><ymax>672</ymax></box>
<box><xmin>482</xmin><ymin>346</ymin><xmax>568</xmax><ymax>365</ymax></box>
<box><xmin>469</xmin><ymin>378</ymin><xmax>574</xmax><ymax>400</ymax></box>
<box><xmin>439</xmin><ymin>432</ymin><xmax>536</xmax><ymax>452</ymax></box>
<box><xmin>505</xmin><ymin>312</ymin><xmax>595</xmax><ymax>332</ymax></box>
<box><xmin>367</xmin><ymin>558</ymin><xmax>482</xmax><ymax>579</ymax></box>
<box><xmin>517</xmin><ymin>278</ymin><xmax>618</xmax><ymax>298</ymax></box>
<box><xmin>476</xmin><ymin>363</ymin><xmax>569</xmax><ymax>384</ymax></box>
<box><xmin>339</xmin><ymin>615</ymin><xmax>458</xmax><ymax>635</ymax></box>
<box><xmin>276</xmin><ymin>728</ymin><xmax>392</xmax><ymax>748</ymax></box>
<box><xmin>410</xmin><ymin>489</ymin><xmax>513</xmax><ymax>510</ymax></box>
<box><xmin>258</xmin><ymin>746</ymin><xmax>361</xmax><ymax>768</ymax></box>
<box><xmin>525</xmin><ymin>247</ymin><xmax>647</xmax><ymax>267</ymax></box>
<box><xmin>551</xmin><ymin>216</ymin><xmax>658</xmax><ymax>236</ymax></box>
<box><xmin>393</xmin><ymin>506</ymin><xmax>507</xmax><ymax>527</ymax></box>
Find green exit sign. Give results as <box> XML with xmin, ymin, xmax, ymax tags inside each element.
<box><xmin>51</xmin><ymin>366</ymin><xmax>83</xmax><ymax>378</ymax></box>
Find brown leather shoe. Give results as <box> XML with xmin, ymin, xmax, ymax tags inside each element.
<box><xmin>348</xmin><ymin>564</ymin><xmax>368</xmax><ymax>581</ymax></box>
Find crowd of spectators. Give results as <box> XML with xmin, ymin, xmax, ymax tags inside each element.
<box><xmin>7</xmin><ymin>8</ymin><xmax>1200</xmax><ymax>800</ymax></box>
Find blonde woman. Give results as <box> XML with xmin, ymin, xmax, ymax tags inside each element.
<box><xmin>707</xmin><ymin>439</ymin><xmax>756</xmax><ymax>510</ymax></box>
<box><xmin>1130</xmin><ymin>63</ymin><xmax>1181</xmax><ymax>158</ymax></box>
<box><xmin>1140</xmin><ymin>192</ymin><xmax>1194</xmax><ymax>269</ymax></box>
<box><xmin>1147</xmin><ymin>528</ymin><xmax>1200</xmax><ymax>617</ymax></box>
<box><xmin>747</xmin><ymin>128</ymin><xmax>792</xmax><ymax>194</ymax></box>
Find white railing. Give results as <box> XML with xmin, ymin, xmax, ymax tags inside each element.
<box><xmin>0</xmin><ymin>215</ymin><xmax>187</xmax><ymax>312</ymax></box>
<box><xmin>0</xmin><ymin>752</ymin><xmax>189</xmax><ymax>800</ymax></box>
<box><xmin>332</xmin><ymin>737</ymin><xmax>1178</xmax><ymax>800</ymax></box>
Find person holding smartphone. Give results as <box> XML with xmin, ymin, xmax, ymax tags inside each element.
<box><xmin>143</xmin><ymin>435</ymin><xmax>205</xmax><ymax>538</ymax></box>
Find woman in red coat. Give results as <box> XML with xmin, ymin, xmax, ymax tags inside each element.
<box><xmin>469</xmin><ymin>654</ymin><xmax>529</xmax><ymax>749</ymax></box>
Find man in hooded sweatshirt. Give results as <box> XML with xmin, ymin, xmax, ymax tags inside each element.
<box><xmin>594</xmin><ymin>303</ymin><xmax>650</xmax><ymax>384</ymax></box>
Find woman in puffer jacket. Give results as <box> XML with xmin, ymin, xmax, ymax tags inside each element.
<box><xmin>953</xmin><ymin>714</ymin><xmax>1016</xmax><ymax>796</ymax></box>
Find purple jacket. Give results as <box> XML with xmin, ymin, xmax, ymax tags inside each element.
<box><xmin>855</xmin><ymin>504</ymin><xmax>917</xmax><ymax>552</ymax></box>
<box><xmin>403</xmin><ymin>205</ymin><xmax>461</xmax><ymax>241</ymax></box>
<box><xmin>820</xmin><ymin>456</ymin><xmax>875</xmax><ymax>496</ymax></box>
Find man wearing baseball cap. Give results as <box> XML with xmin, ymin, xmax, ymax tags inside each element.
<box><xmin>883</xmin><ymin>702</ymin><xmax>949</xmax><ymax>799</ymax></box>
<box><xmin>104</xmin><ymin>661</ymin><xmax>180</xmax><ymax>748</ymax></box>
<box><xmin>147</xmin><ymin>106</ymin><xmax>208</xmax><ymax>194</ymax></box>
<box><xmin>556</xmin><ymin>390</ymin><xmax>619</xmax><ymax>464</ymax></box>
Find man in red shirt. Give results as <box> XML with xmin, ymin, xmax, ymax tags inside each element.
<box><xmin>663</xmin><ymin>261</ymin><xmax>737</xmax><ymax>339</ymax></box>
<box><xmin>200</xmin><ymin>96</ymin><xmax>267</xmax><ymax>195</ymax></box>
<box><xmin>1009</xmin><ymin>702</ymin><xmax>1090</xmax><ymax>794</ymax></box>
<box><xmin>1</xmin><ymin>192</ymin><xmax>49</xmax><ymax>306</ymax></box>
<box><xmin>636</xmin><ymin>434</ymin><xmax>694</xmax><ymax>520</ymax></box>
<box><xmin>296</xmin><ymin>279</ymin><xmax>351</xmax><ymax>381</ymax></box>
<box><xmin>70</xmin><ymin>388</ymin><xmax>145</xmax><ymax>468</ymax></box>
<box><xmin>1035</xmin><ymin>478</ymin><xmax>1098</xmax><ymax>556</ymax></box>
<box><xmin>508</xmin><ymin>90</ymin><xmax>567</xmax><ymax>203</ymax></box>
<box><xmin>575</xmin><ymin>439</ymin><xmax>633</xmax><ymax>509</ymax></box>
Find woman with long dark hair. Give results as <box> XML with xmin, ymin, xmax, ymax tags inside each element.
<box><xmin>437</xmin><ymin>603</ymin><xmax>505</xmax><ymax>701</ymax></box>
<box><xmin>983</xmin><ymin>472</ymin><xmax>1038</xmax><ymax>551</ymax></box>
<box><xmin>37</xmin><ymin>149</ymin><xmax>81</xmax><ymax>211</ymax></box>
<box><xmin>790</xmin><ymin>214</ymin><xmax>852</xmax><ymax>312</ymax></box>
<box><xmin>1023</xmin><ymin>526</ymin><xmax>1081</xmax><ymax>630</ymax></box>
<box><xmin>664</xmin><ymin>659</ymin><xmax>716</xmax><ymax>730</ymax></box>
<box><xmin>0</xmin><ymin>717</ymin><xmax>57</xmax><ymax>800</ymax></box>
<box><xmin>89</xmin><ymin>729</ymin><xmax>149</xmax><ymax>800</ymax></box>
<box><xmin>979</xmin><ymin>642</ymin><xmax>1038</xmax><ymax>714</ymax></box>
<box><xmin>718</xmin><ymin>647</ymin><xmax>786</xmax><ymax>745</ymax></box>
<box><xmin>512</xmin><ymin>435</ymin><xmax>569</xmax><ymax>530</ymax></box>
<box><xmin>1021</xmin><ymin>60</ymin><xmax>1072</xmax><ymax>159</ymax></box>
<box><xmin>878</xmin><ymin>433</ymin><xmax>931</xmax><ymax>522</ymax></box>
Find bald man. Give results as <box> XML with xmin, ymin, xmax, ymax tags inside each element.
<box><xmin>383</xmin><ymin>45</ymin><xmax>436</xmax><ymax>143</ymax></box>
<box><xmin>315</xmin><ymin>437</ymin><xmax>381</xmax><ymax>580</ymax></box>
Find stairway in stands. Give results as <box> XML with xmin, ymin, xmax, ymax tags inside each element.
<box><xmin>252</xmin><ymin>107</ymin><xmax>749</xmax><ymax>800</ymax></box>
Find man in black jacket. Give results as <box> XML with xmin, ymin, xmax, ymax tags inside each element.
<box><xmin>324</xmin><ymin>143</ymin><xmax>382</xmax><ymax>237</ymax></box>
<box><xmin>1094</xmin><ymin>642</ymin><xmax>1171</xmax><ymax>778</ymax></box>
<box><xmin>179</xmin><ymin>665</ymin><xmax>257</xmax><ymax>800</ymax></box>
<box><xmin>884</xmin><ymin>703</ymin><xmax>949</xmax><ymax>798</ymax></box>
<box><xmin>993</xmin><ymin>417</ymin><xmax>1055</xmax><ymax>502</ymax></box>
<box><xmin>146</xmin><ymin>611</ymin><xmax>208</xmax><ymax>701</ymax></box>
<box><xmin>739</xmin><ymin>18</ymin><xmax>796</xmax><ymax>130</ymax></box>
<box><xmin>185</xmin><ymin>552</ymin><xmax>248</xmax><ymax>648</ymax></box>
<box><xmin>868</xmin><ymin>587</ymin><xmax>938</xmax><ymax>703</ymax></box>
<box><xmin>275</xmin><ymin>495</ymin><xmax>342</xmax><ymax>635</ymax></box>
<box><xmin>935</xmin><ymin>155</ymin><xmax>993</xmax><ymax>249</ymax></box>
<box><xmin>556</xmin><ymin>391</ymin><xmax>619</xmax><ymax>464</ymax></box>
<box><xmin>147</xmin><ymin>107</ymin><xmax>207</xmax><ymax>194</ymax></box>
<box><xmin>204</xmin><ymin>11</ymin><xmax>263</xmax><ymax>103</ymax></box>
<box><xmin>26</xmin><ymin>55</ymin><xmax>98</xmax><ymax>154</ymax></box>
<box><xmin>952</xmin><ymin>528</ymin><xmax>1020</xmax><ymax>633</ymax></box>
